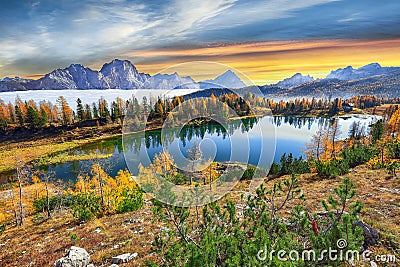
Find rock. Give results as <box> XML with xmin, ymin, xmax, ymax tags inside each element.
<box><xmin>362</xmin><ymin>193</ymin><xmax>373</xmax><ymax>198</ymax></box>
<box><xmin>87</xmin><ymin>265</ymin><xmax>95</xmax><ymax>267</ymax></box>
<box><xmin>314</xmin><ymin>212</ymin><xmax>380</xmax><ymax>251</ymax></box>
<box><xmin>124</xmin><ymin>218</ymin><xmax>143</xmax><ymax>225</ymax></box>
<box><xmin>111</xmin><ymin>253</ymin><xmax>138</xmax><ymax>264</ymax></box>
<box><xmin>54</xmin><ymin>246</ymin><xmax>90</xmax><ymax>267</ymax></box>
<box><xmin>354</xmin><ymin>220</ymin><xmax>380</xmax><ymax>250</ymax></box>
<box><xmin>379</xmin><ymin>187</ymin><xmax>400</xmax><ymax>194</ymax></box>
<box><xmin>124</xmin><ymin>219</ymin><xmax>133</xmax><ymax>224</ymax></box>
<box><xmin>109</xmin><ymin>264</ymin><xmax>119</xmax><ymax>267</ymax></box>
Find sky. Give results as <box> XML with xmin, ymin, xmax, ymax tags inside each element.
<box><xmin>0</xmin><ymin>0</ymin><xmax>400</xmax><ymax>84</ymax></box>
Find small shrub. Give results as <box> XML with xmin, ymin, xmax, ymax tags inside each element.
<box><xmin>33</xmin><ymin>195</ymin><xmax>75</xmax><ymax>214</ymax></box>
<box><xmin>68</xmin><ymin>232</ymin><xmax>81</xmax><ymax>243</ymax></box>
<box><xmin>269</xmin><ymin>153</ymin><xmax>310</xmax><ymax>176</ymax></box>
<box><xmin>315</xmin><ymin>159</ymin><xmax>349</xmax><ymax>178</ymax></box>
<box><xmin>116</xmin><ymin>187</ymin><xmax>144</xmax><ymax>214</ymax></box>
<box><xmin>269</xmin><ymin>162</ymin><xmax>281</xmax><ymax>175</ymax></box>
<box><xmin>72</xmin><ymin>206</ymin><xmax>95</xmax><ymax>222</ymax></box>
<box><xmin>387</xmin><ymin>139</ymin><xmax>400</xmax><ymax>159</ymax></box>
<box><xmin>32</xmin><ymin>214</ymin><xmax>44</xmax><ymax>225</ymax></box>
<box><xmin>169</xmin><ymin>173</ymin><xmax>188</xmax><ymax>185</ymax></box>
<box><xmin>386</xmin><ymin>160</ymin><xmax>400</xmax><ymax>178</ymax></box>
<box><xmin>340</xmin><ymin>145</ymin><xmax>376</xmax><ymax>168</ymax></box>
<box><xmin>242</xmin><ymin>165</ymin><xmax>256</xmax><ymax>180</ymax></box>
<box><xmin>366</xmin><ymin>155</ymin><xmax>385</xmax><ymax>170</ymax></box>
<box><xmin>71</xmin><ymin>193</ymin><xmax>101</xmax><ymax>221</ymax></box>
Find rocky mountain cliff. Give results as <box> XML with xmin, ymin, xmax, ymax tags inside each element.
<box><xmin>0</xmin><ymin>60</ymin><xmax>246</xmax><ymax>91</ymax></box>
<box><xmin>274</xmin><ymin>73</ymin><xmax>314</xmax><ymax>89</ymax></box>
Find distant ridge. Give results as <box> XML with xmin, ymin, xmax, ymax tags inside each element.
<box><xmin>326</xmin><ymin>63</ymin><xmax>400</xmax><ymax>80</ymax></box>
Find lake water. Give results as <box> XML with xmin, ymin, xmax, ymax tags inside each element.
<box><xmin>36</xmin><ymin>114</ymin><xmax>378</xmax><ymax>181</ymax></box>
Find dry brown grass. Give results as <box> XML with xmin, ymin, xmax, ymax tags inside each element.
<box><xmin>0</xmin><ymin>199</ymin><xmax>160</xmax><ymax>266</ymax></box>
<box><xmin>0</xmin><ymin>164</ymin><xmax>399</xmax><ymax>266</ymax></box>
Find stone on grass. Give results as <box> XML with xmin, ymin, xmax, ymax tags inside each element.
<box><xmin>54</xmin><ymin>246</ymin><xmax>90</xmax><ymax>267</ymax></box>
<box><xmin>354</xmin><ymin>220</ymin><xmax>380</xmax><ymax>250</ymax></box>
<box><xmin>111</xmin><ymin>253</ymin><xmax>138</xmax><ymax>264</ymax></box>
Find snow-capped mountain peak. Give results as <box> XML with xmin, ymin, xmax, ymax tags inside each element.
<box><xmin>200</xmin><ymin>70</ymin><xmax>246</xmax><ymax>89</ymax></box>
<box><xmin>275</xmin><ymin>73</ymin><xmax>314</xmax><ymax>89</ymax></box>
<box><xmin>100</xmin><ymin>59</ymin><xmax>149</xmax><ymax>89</ymax></box>
<box><xmin>358</xmin><ymin>62</ymin><xmax>381</xmax><ymax>71</ymax></box>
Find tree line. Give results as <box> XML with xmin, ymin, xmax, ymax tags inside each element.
<box><xmin>1</xmin><ymin>93</ymin><xmax>399</xmax><ymax>132</ymax></box>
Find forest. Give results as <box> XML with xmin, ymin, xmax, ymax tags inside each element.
<box><xmin>0</xmin><ymin>93</ymin><xmax>399</xmax><ymax>133</ymax></box>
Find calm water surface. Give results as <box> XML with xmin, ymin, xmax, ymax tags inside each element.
<box><xmin>38</xmin><ymin>114</ymin><xmax>378</xmax><ymax>181</ymax></box>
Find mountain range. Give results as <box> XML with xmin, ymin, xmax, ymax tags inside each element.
<box><xmin>0</xmin><ymin>59</ymin><xmax>244</xmax><ymax>92</ymax></box>
<box><xmin>326</xmin><ymin>63</ymin><xmax>400</xmax><ymax>80</ymax></box>
<box><xmin>1</xmin><ymin>60</ymin><xmax>400</xmax><ymax>99</ymax></box>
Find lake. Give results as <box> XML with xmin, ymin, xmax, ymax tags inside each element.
<box><xmin>36</xmin><ymin>114</ymin><xmax>378</xmax><ymax>181</ymax></box>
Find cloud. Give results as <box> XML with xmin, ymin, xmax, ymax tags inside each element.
<box><xmin>0</xmin><ymin>0</ymin><xmax>242</xmax><ymax>76</ymax></box>
<box><xmin>189</xmin><ymin>0</ymin><xmax>341</xmax><ymax>31</ymax></box>
<box><xmin>338</xmin><ymin>12</ymin><xmax>362</xmax><ymax>23</ymax></box>
<box><xmin>0</xmin><ymin>0</ymin><xmax>400</xmax><ymax>78</ymax></box>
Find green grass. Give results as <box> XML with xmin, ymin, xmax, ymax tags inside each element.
<box><xmin>0</xmin><ymin>135</ymin><xmax>117</xmax><ymax>174</ymax></box>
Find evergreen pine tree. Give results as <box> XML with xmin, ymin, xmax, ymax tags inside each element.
<box><xmin>76</xmin><ymin>98</ymin><xmax>84</xmax><ymax>121</ymax></box>
<box><xmin>15</xmin><ymin>105</ymin><xmax>24</xmax><ymax>126</ymax></box>
<box><xmin>26</xmin><ymin>106</ymin><xmax>41</xmax><ymax>129</ymax></box>
<box><xmin>40</xmin><ymin>108</ymin><xmax>48</xmax><ymax>126</ymax></box>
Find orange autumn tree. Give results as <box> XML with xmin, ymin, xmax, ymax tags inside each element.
<box><xmin>74</xmin><ymin>166</ymin><xmax>141</xmax><ymax>215</ymax></box>
<box><xmin>388</xmin><ymin>108</ymin><xmax>400</xmax><ymax>135</ymax></box>
<box><xmin>57</xmin><ymin>96</ymin><xmax>73</xmax><ymax>125</ymax></box>
<box><xmin>137</xmin><ymin>151</ymin><xmax>177</xmax><ymax>191</ymax></box>
<box><xmin>305</xmin><ymin>126</ymin><xmax>328</xmax><ymax>161</ymax></box>
<box><xmin>326</xmin><ymin>120</ymin><xmax>343</xmax><ymax>159</ymax></box>
<box><xmin>306</xmin><ymin>120</ymin><xmax>343</xmax><ymax>162</ymax></box>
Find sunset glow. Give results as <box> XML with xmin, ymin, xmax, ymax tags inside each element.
<box><xmin>111</xmin><ymin>39</ymin><xmax>400</xmax><ymax>84</ymax></box>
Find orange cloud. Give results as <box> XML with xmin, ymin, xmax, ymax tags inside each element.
<box><xmin>121</xmin><ymin>39</ymin><xmax>400</xmax><ymax>84</ymax></box>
